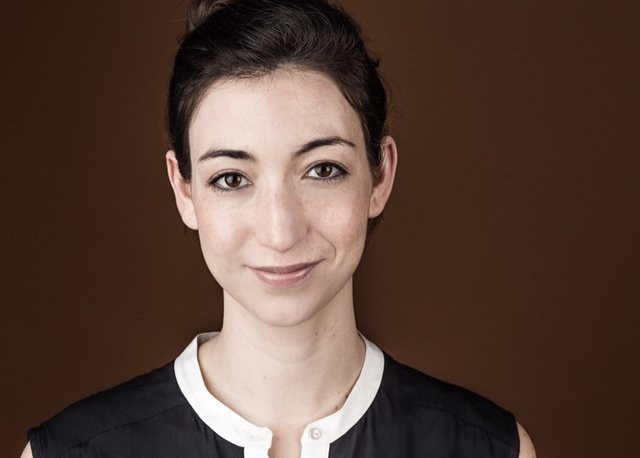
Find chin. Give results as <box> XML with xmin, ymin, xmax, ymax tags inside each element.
<box><xmin>243</xmin><ymin>294</ymin><xmax>328</xmax><ymax>328</ymax></box>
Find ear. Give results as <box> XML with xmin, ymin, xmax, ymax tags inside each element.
<box><xmin>368</xmin><ymin>135</ymin><xmax>398</xmax><ymax>218</ymax></box>
<box><xmin>165</xmin><ymin>150</ymin><xmax>198</xmax><ymax>230</ymax></box>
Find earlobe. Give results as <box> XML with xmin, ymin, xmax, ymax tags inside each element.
<box><xmin>368</xmin><ymin>135</ymin><xmax>398</xmax><ymax>218</ymax></box>
<box><xmin>165</xmin><ymin>150</ymin><xmax>198</xmax><ymax>230</ymax></box>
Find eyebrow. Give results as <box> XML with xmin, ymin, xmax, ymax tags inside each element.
<box><xmin>197</xmin><ymin>136</ymin><xmax>356</xmax><ymax>163</ymax></box>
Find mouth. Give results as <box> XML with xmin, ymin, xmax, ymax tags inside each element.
<box><xmin>248</xmin><ymin>261</ymin><xmax>321</xmax><ymax>287</ymax></box>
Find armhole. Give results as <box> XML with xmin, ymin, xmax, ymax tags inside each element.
<box><xmin>27</xmin><ymin>426</ymin><xmax>44</xmax><ymax>458</ymax></box>
<box><xmin>494</xmin><ymin>405</ymin><xmax>520</xmax><ymax>457</ymax></box>
<box><xmin>511</xmin><ymin>412</ymin><xmax>520</xmax><ymax>458</ymax></box>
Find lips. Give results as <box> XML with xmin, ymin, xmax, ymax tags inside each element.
<box><xmin>248</xmin><ymin>261</ymin><xmax>321</xmax><ymax>287</ymax></box>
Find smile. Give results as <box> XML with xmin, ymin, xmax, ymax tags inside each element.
<box><xmin>248</xmin><ymin>261</ymin><xmax>321</xmax><ymax>288</ymax></box>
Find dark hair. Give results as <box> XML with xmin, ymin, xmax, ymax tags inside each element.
<box><xmin>168</xmin><ymin>0</ymin><xmax>390</xmax><ymax>233</ymax></box>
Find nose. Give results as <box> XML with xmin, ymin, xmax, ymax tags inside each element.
<box><xmin>253</xmin><ymin>181</ymin><xmax>308</xmax><ymax>253</ymax></box>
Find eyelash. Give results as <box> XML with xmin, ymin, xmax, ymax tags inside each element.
<box><xmin>207</xmin><ymin>162</ymin><xmax>348</xmax><ymax>193</ymax></box>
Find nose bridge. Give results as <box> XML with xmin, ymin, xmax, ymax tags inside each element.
<box><xmin>254</xmin><ymin>177</ymin><xmax>307</xmax><ymax>252</ymax></box>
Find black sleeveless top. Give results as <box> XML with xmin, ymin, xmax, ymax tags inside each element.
<box><xmin>27</xmin><ymin>333</ymin><xmax>519</xmax><ymax>458</ymax></box>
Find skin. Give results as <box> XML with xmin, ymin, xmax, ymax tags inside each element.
<box><xmin>178</xmin><ymin>69</ymin><xmax>385</xmax><ymax>330</ymax></box>
<box><xmin>20</xmin><ymin>68</ymin><xmax>535</xmax><ymax>458</ymax></box>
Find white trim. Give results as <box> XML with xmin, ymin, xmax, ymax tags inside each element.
<box><xmin>174</xmin><ymin>332</ymin><xmax>273</xmax><ymax>452</ymax></box>
<box><xmin>174</xmin><ymin>331</ymin><xmax>384</xmax><ymax>458</ymax></box>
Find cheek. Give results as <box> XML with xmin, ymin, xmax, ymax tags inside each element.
<box><xmin>307</xmin><ymin>180</ymin><xmax>371</xmax><ymax>254</ymax></box>
<box><xmin>193</xmin><ymin>199</ymin><xmax>248</xmax><ymax>274</ymax></box>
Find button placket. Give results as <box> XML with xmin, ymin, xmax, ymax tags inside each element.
<box><xmin>300</xmin><ymin>441</ymin><xmax>330</xmax><ymax>458</ymax></box>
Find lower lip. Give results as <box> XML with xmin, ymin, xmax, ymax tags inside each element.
<box><xmin>249</xmin><ymin>262</ymin><xmax>320</xmax><ymax>288</ymax></box>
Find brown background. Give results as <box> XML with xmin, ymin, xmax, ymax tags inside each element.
<box><xmin>2</xmin><ymin>1</ymin><xmax>638</xmax><ymax>456</ymax></box>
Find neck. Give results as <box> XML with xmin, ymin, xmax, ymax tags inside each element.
<box><xmin>197</xmin><ymin>280</ymin><xmax>365</xmax><ymax>432</ymax></box>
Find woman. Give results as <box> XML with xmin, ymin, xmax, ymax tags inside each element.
<box><xmin>22</xmin><ymin>0</ymin><xmax>535</xmax><ymax>457</ymax></box>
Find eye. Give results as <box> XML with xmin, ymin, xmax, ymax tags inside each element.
<box><xmin>305</xmin><ymin>162</ymin><xmax>348</xmax><ymax>182</ymax></box>
<box><xmin>208</xmin><ymin>172</ymin><xmax>250</xmax><ymax>192</ymax></box>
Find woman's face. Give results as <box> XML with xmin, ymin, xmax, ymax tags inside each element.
<box><xmin>167</xmin><ymin>69</ymin><xmax>395</xmax><ymax>327</ymax></box>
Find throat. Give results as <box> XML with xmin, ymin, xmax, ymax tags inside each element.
<box><xmin>197</xmin><ymin>326</ymin><xmax>366</xmax><ymax>432</ymax></box>
<box><xmin>268</xmin><ymin>430</ymin><xmax>304</xmax><ymax>458</ymax></box>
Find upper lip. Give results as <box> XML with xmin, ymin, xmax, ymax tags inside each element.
<box><xmin>249</xmin><ymin>261</ymin><xmax>320</xmax><ymax>274</ymax></box>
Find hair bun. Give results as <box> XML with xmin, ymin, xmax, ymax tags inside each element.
<box><xmin>187</xmin><ymin>0</ymin><xmax>232</xmax><ymax>32</ymax></box>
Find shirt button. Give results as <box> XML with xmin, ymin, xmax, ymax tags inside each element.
<box><xmin>309</xmin><ymin>427</ymin><xmax>322</xmax><ymax>440</ymax></box>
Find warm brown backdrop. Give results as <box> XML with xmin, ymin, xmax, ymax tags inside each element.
<box><xmin>2</xmin><ymin>1</ymin><xmax>638</xmax><ymax>457</ymax></box>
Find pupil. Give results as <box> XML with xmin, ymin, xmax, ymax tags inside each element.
<box><xmin>225</xmin><ymin>174</ymin><xmax>241</xmax><ymax>187</ymax></box>
<box><xmin>317</xmin><ymin>164</ymin><xmax>332</xmax><ymax>177</ymax></box>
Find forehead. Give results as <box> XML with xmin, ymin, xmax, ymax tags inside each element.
<box><xmin>188</xmin><ymin>69</ymin><xmax>363</xmax><ymax>157</ymax></box>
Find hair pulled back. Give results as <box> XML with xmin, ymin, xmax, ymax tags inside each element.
<box><xmin>168</xmin><ymin>0</ymin><xmax>390</xmax><ymax>231</ymax></box>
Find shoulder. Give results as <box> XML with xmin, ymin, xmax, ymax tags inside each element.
<box><xmin>20</xmin><ymin>442</ymin><xmax>32</xmax><ymax>458</ymax></box>
<box><xmin>27</xmin><ymin>361</ymin><xmax>188</xmax><ymax>457</ymax></box>
<box><xmin>379</xmin><ymin>351</ymin><xmax>520</xmax><ymax>454</ymax></box>
<box><xmin>517</xmin><ymin>421</ymin><xmax>537</xmax><ymax>458</ymax></box>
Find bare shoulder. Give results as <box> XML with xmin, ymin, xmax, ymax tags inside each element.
<box><xmin>517</xmin><ymin>421</ymin><xmax>536</xmax><ymax>458</ymax></box>
<box><xmin>20</xmin><ymin>442</ymin><xmax>33</xmax><ymax>458</ymax></box>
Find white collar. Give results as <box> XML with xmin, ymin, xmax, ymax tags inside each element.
<box><xmin>174</xmin><ymin>331</ymin><xmax>384</xmax><ymax>458</ymax></box>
